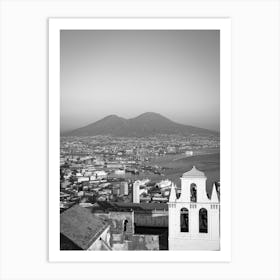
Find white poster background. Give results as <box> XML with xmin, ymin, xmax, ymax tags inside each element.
<box><xmin>0</xmin><ymin>0</ymin><xmax>279</xmax><ymax>279</ymax></box>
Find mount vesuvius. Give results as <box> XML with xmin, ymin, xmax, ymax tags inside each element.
<box><xmin>63</xmin><ymin>112</ymin><xmax>219</xmax><ymax>137</ymax></box>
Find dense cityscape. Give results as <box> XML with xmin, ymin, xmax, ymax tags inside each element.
<box><xmin>60</xmin><ymin>134</ymin><xmax>220</xmax><ymax>211</ymax></box>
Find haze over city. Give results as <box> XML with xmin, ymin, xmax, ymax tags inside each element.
<box><xmin>60</xmin><ymin>30</ymin><xmax>220</xmax><ymax>133</ymax></box>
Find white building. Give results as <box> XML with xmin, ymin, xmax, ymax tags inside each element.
<box><xmin>138</xmin><ymin>179</ymin><xmax>150</xmax><ymax>186</ymax></box>
<box><xmin>139</xmin><ymin>188</ymin><xmax>148</xmax><ymax>196</ymax></box>
<box><xmin>185</xmin><ymin>150</ymin><xmax>194</xmax><ymax>157</ymax></box>
<box><xmin>115</xmin><ymin>169</ymin><xmax>125</xmax><ymax>176</ymax></box>
<box><xmin>77</xmin><ymin>176</ymin><xmax>90</xmax><ymax>183</ymax></box>
<box><xmin>133</xmin><ymin>181</ymin><xmax>140</xmax><ymax>203</ymax></box>
<box><xmin>168</xmin><ymin>166</ymin><xmax>220</xmax><ymax>250</ymax></box>
<box><xmin>158</xmin><ymin>179</ymin><xmax>172</xmax><ymax>189</ymax></box>
<box><xmin>90</xmin><ymin>171</ymin><xmax>107</xmax><ymax>180</ymax></box>
<box><xmin>120</xmin><ymin>182</ymin><xmax>128</xmax><ymax>196</ymax></box>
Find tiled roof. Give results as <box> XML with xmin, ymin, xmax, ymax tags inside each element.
<box><xmin>60</xmin><ymin>204</ymin><xmax>109</xmax><ymax>250</ymax></box>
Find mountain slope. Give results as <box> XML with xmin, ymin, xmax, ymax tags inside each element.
<box><xmin>63</xmin><ymin>112</ymin><xmax>218</xmax><ymax>137</ymax></box>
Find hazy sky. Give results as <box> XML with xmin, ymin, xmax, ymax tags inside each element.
<box><xmin>60</xmin><ymin>30</ymin><xmax>220</xmax><ymax>132</ymax></box>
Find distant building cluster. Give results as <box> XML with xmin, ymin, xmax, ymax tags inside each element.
<box><xmin>60</xmin><ymin>134</ymin><xmax>219</xmax><ymax>164</ymax></box>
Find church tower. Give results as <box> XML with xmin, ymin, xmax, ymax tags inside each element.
<box><xmin>168</xmin><ymin>166</ymin><xmax>220</xmax><ymax>250</ymax></box>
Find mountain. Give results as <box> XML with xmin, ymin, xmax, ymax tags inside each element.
<box><xmin>63</xmin><ymin>112</ymin><xmax>218</xmax><ymax>137</ymax></box>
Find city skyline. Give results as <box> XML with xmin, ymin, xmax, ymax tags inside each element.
<box><xmin>60</xmin><ymin>30</ymin><xmax>220</xmax><ymax>133</ymax></box>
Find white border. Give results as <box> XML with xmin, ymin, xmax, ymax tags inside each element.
<box><xmin>49</xmin><ymin>18</ymin><xmax>231</xmax><ymax>262</ymax></box>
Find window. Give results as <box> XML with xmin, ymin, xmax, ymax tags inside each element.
<box><xmin>180</xmin><ymin>208</ymin><xmax>189</xmax><ymax>232</ymax></box>
<box><xmin>123</xmin><ymin>219</ymin><xmax>128</xmax><ymax>232</ymax></box>
<box><xmin>190</xmin><ymin>183</ymin><xmax>197</xmax><ymax>202</ymax></box>
<box><xmin>199</xmin><ymin>208</ymin><xmax>208</xmax><ymax>233</ymax></box>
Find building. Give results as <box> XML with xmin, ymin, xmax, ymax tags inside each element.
<box><xmin>133</xmin><ymin>181</ymin><xmax>140</xmax><ymax>203</ymax></box>
<box><xmin>90</xmin><ymin>170</ymin><xmax>107</xmax><ymax>180</ymax></box>
<box><xmin>168</xmin><ymin>166</ymin><xmax>220</xmax><ymax>250</ymax></box>
<box><xmin>113</xmin><ymin>186</ymin><xmax>120</xmax><ymax>196</ymax></box>
<box><xmin>167</xmin><ymin>146</ymin><xmax>176</xmax><ymax>154</ymax></box>
<box><xmin>106</xmin><ymin>162</ymin><xmax>123</xmax><ymax>169</ymax></box>
<box><xmin>185</xmin><ymin>150</ymin><xmax>194</xmax><ymax>157</ymax></box>
<box><xmin>60</xmin><ymin>205</ymin><xmax>111</xmax><ymax>250</ymax></box>
<box><xmin>120</xmin><ymin>182</ymin><xmax>128</xmax><ymax>196</ymax></box>
<box><xmin>77</xmin><ymin>176</ymin><xmax>90</xmax><ymax>183</ymax></box>
<box><xmin>60</xmin><ymin>204</ymin><xmax>160</xmax><ymax>250</ymax></box>
<box><xmin>158</xmin><ymin>179</ymin><xmax>172</xmax><ymax>189</ymax></box>
<box><xmin>115</xmin><ymin>169</ymin><xmax>125</xmax><ymax>176</ymax></box>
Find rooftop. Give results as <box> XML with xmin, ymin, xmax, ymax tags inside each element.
<box><xmin>60</xmin><ymin>204</ymin><xmax>109</xmax><ymax>250</ymax></box>
<box><xmin>182</xmin><ymin>166</ymin><xmax>206</xmax><ymax>178</ymax></box>
<box><xmin>95</xmin><ymin>201</ymin><xmax>168</xmax><ymax>213</ymax></box>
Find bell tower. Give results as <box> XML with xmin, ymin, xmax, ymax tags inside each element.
<box><xmin>178</xmin><ymin>166</ymin><xmax>209</xmax><ymax>203</ymax></box>
<box><xmin>168</xmin><ymin>166</ymin><xmax>220</xmax><ymax>250</ymax></box>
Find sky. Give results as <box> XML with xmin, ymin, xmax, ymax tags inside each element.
<box><xmin>60</xmin><ymin>30</ymin><xmax>220</xmax><ymax>132</ymax></box>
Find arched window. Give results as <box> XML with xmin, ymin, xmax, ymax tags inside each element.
<box><xmin>190</xmin><ymin>183</ymin><xmax>197</xmax><ymax>202</ymax></box>
<box><xmin>199</xmin><ymin>208</ymin><xmax>208</xmax><ymax>233</ymax></box>
<box><xmin>180</xmin><ymin>208</ymin><xmax>189</xmax><ymax>232</ymax></box>
<box><xmin>123</xmin><ymin>219</ymin><xmax>128</xmax><ymax>232</ymax></box>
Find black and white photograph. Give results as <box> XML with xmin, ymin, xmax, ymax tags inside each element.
<box><xmin>59</xmin><ymin>28</ymin><xmax>221</xmax><ymax>251</ymax></box>
<box><xmin>49</xmin><ymin>18</ymin><xmax>231</xmax><ymax>261</ymax></box>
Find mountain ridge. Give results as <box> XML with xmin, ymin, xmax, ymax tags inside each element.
<box><xmin>62</xmin><ymin>112</ymin><xmax>219</xmax><ymax>137</ymax></box>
